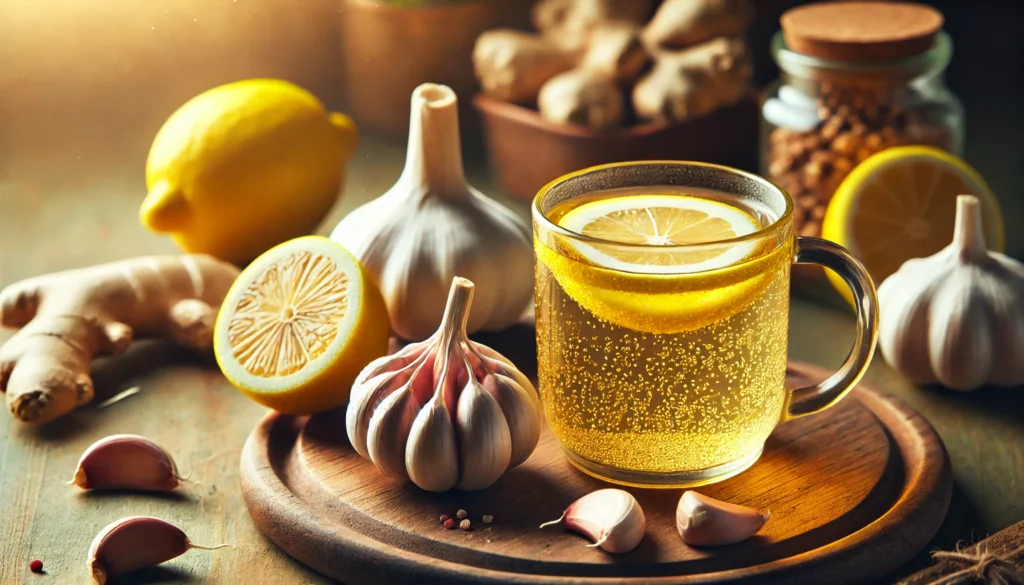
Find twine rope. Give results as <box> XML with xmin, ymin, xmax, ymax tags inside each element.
<box><xmin>927</xmin><ymin>543</ymin><xmax>1024</xmax><ymax>585</ymax></box>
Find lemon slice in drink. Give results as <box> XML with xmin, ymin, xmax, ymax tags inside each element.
<box><xmin>214</xmin><ymin>236</ymin><xmax>389</xmax><ymax>414</ymax></box>
<box><xmin>538</xmin><ymin>194</ymin><xmax>781</xmax><ymax>334</ymax></box>
<box><xmin>558</xmin><ymin>195</ymin><xmax>761</xmax><ymax>273</ymax></box>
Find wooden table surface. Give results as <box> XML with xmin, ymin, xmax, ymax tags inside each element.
<box><xmin>2</xmin><ymin>132</ymin><xmax>1023</xmax><ymax>585</ymax></box>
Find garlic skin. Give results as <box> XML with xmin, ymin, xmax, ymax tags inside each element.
<box><xmin>88</xmin><ymin>516</ymin><xmax>230</xmax><ymax>584</ymax></box>
<box><xmin>879</xmin><ymin>195</ymin><xmax>1024</xmax><ymax>391</ymax></box>
<box><xmin>331</xmin><ymin>83</ymin><xmax>533</xmax><ymax>341</ymax></box>
<box><xmin>540</xmin><ymin>489</ymin><xmax>646</xmax><ymax>553</ymax></box>
<box><xmin>70</xmin><ymin>434</ymin><xmax>182</xmax><ymax>491</ymax></box>
<box><xmin>676</xmin><ymin>491</ymin><xmax>769</xmax><ymax>547</ymax></box>
<box><xmin>347</xmin><ymin>277</ymin><xmax>541</xmax><ymax>492</ymax></box>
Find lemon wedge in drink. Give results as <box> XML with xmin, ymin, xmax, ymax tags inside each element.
<box><xmin>537</xmin><ymin>194</ymin><xmax>784</xmax><ymax>334</ymax></box>
<box><xmin>214</xmin><ymin>236</ymin><xmax>389</xmax><ymax>414</ymax></box>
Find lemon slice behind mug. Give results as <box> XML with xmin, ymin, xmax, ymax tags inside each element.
<box><xmin>538</xmin><ymin>194</ymin><xmax>782</xmax><ymax>334</ymax></box>
<box><xmin>821</xmin><ymin>146</ymin><xmax>1003</xmax><ymax>305</ymax></box>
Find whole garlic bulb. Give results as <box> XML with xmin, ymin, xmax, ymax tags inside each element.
<box><xmin>347</xmin><ymin>277</ymin><xmax>541</xmax><ymax>491</ymax></box>
<box><xmin>330</xmin><ymin>83</ymin><xmax>533</xmax><ymax>341</ymax></box>
<box><xmin>879</xmin><ymin>195</ymin><xmax>1024</xmax><ymax>391</ymax></box>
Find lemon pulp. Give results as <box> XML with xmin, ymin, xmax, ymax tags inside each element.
<box><xmin>214</xmin><ymin>236</ymin><xmax>389</xmax><ymax>414</ymax></box>
<box><xmin>821</xmin><ymin>146</ymin><xmax>1003</xmax><ymax>305</ymax></box>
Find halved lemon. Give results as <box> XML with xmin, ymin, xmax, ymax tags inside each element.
<box><xmin>539</xmin><ymin>194</ymin><xmax>784</xmax><ymax>334</ymax></box>
<box><xmin>214</xmin><ymin>236</ymin><xmax>389</xmax><ymax>414</ymax></box>
<box><xmin>821</xmin><ymin>146</ymin><xmax>1003</xmax><ymax>305</ymax></box>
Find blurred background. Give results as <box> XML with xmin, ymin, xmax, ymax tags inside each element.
<box><xmin>1</xmin><ymin>0</ymin><xmax>1021</xmax><ymax>251</ymax></box>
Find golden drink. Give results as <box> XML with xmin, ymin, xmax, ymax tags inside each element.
<box><xmin>533</xmin><ymin>162</ymin><xmax>879</xmax><ymax>488</ymax></box>
<box><xmin>535</xmin><ymin>186</ymin><xmax>792</xmax><ymax>485</ymax></box>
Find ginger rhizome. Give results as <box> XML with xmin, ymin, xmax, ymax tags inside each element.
<box><xmin>532</xmin><ymin>0</ymin><xmax>655</xmax><ymax>51</ymax></box>
<box><xmin>473</xmin><ymin>0</ymin><xmax>754</xmax><ymax>130</ymax></box>
<box><xmin>0</xmin><ymin>255</ymin><xmax>239</xmax><ymax>423</ymax></box>
<box><xmin>473</xmin><ymin>30</ymin><xmax>578</xmax><ymax>104</ymax></box>
<box><xmin>642</xmin><ymin>0</ymin><xmax>754</xmax><ymax>50</ymax></box>
<box><xmin>633</xmin><ymin>37</ymin><xmax>752</xmax><ymax>124</ymax></box>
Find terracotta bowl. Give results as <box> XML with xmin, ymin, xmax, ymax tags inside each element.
<box><xmin>473</xmin><ymin>93</ymin><xmax>760</xmax><ymax>201</ymax></box>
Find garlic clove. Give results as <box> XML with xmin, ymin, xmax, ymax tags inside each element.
<box><xmin>676</xmin><ymin>491</ymin><xmax>769</xmax><ymax>546</ymax></box>
<box><xmin>87</xmin><ymin>516</ymin><xmax>230</xmax><ymax>584</ymax></box>
<box><xmin>347</xmin><ymin>361</ymin><xmax>421</xmax><ymax>458</ymax></box>
<box><xmin>405</xmin><ymin>398</ymin><xmax>459</xmax><ymax>492</ymax></box>
<box><xmin>472</xmin><ymin>343</ymin><xmax>541</xmax><ymax>411</ymax></box>
<box><xmin>481</xmin><ymin>373</ymin><xmax>540</xmax><ymax>468</ymax></box>
<box><xmin>366</xmin><ymin>386</ymin><xmax>420</xmax><ymax>480</ymax></box>
<box><xmin>540</xmin><ymin>489</ymin><xmax>646</xmax><ymax>554</ymax></box>
<box><xmin>71</xmin><ymin>434</ymin><xmax>181</xmax><ymax>492</ymax></box>
<box><xmin>354</xmin><ymin>338</ymin><xmax>432</xmax><ymax>387</ymax></box>
<box><xmin>455</xmin><ymin>377</ymin><xmax>512</xmax><ymax>490</ymax></box>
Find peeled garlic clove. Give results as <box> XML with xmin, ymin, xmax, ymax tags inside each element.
<box><xmin>71</xmin><ymin>434</ymin><xmax>181</xmax><ymax>491</ymax></box>
<box><xmin>366</xmin><ymin>386</ymin><xmax>420</xmax><ymax>480</ymax></box>
<box><xmin>406</xmin><ymin>398</ymin><xmax>459</xmax><ymax>492</ymax></box>
<box><xmin>88</xmin><ymin>516</ymin><xmax>230</xmax><ymax>584</ymax></box>
<box><xmin>676</xmin><ymin>491</ymin><xmax>769</xmax><ymax>546</ymax></box>
<box><xmin>540</xmin><ymin>489</ymin><xmax>646</xmax><ymax>554</ymax></box>
<box><xmin>455</xmin><ymin>377</ymin><xmax>512</xmax><ymax>490</ymax></box>
<box><xmin>482</xmin><ymin>373</ymin><xmax>540</xmax><ymax>468</ymax></box>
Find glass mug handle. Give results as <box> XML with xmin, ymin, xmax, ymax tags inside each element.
<box><xmin>783</xmin><ymin>237</ymin><xmax>880</xmax><ymax>420</ymax></box>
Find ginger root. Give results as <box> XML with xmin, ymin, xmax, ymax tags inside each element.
<box><xmin>537</xmin><ymin>22</ymin><xmax>644</xmax><ymax>130</ymax></box>
<box><xmin>642</xmin><ymin>0</ymin><xmax>754</xmax><ymax>50</ymax></box>
<box><xmin>538</xmin><ymin>67</ymin><xmax>625</xmax><ymax>130</ymax></box>
<box><xmin>473</xmin><ymin>29</ymin><xmax>578</xmax><ymax>104</ymax></box>
<box><xmin>533</xmin><ymin>0</ymin><xmax>655</xmax><ymax>51</ymax></box>
<box><xmin>580</xmin><ymin>22</ymin><xmax>648</xmax><ymax>81</ymax></box>
<box><xmin>0</xmin><ymin>255</ymin><xmax>239</xmax><ymax>424</ymax></box>
<box><xmin>633</xmin><ymin>37</ymin><xmax>752</xmax><ymax>124</ymax></box>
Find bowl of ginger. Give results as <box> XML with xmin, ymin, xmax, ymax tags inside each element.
<box><xmin>472</xmin><ymin>0</ymin><xmax>759</xmax><ymax>201</ymax></box>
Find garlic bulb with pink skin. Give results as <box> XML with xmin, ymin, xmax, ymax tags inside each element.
<box><xmin>346</xmin><ymin>277</ymin><xmax>541</xmax><ymax>492</ymax></box>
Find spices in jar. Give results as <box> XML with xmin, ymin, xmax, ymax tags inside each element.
<box><xmin>760</xmin><ymin>2</ymin><xmax>963</xmax><ymax>237</ymax></box>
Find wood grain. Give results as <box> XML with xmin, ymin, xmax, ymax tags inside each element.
<box><xmin>240</xmin><ymin>362</ymin><xmax>951</xmax><ymax>585</ymax></box>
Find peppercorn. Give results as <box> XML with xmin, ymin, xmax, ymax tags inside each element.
<box><xmin>443</xmin><ymin>518</ymin><xmax>455</xmax><ymax>530</ymax></box>
<box><xmin>29</xmin><ymin>560</ymin><xmax>43</xmax><ymax>573</ymax></box>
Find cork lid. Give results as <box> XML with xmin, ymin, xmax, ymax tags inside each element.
<box><xmin>781</xmin><ymin>2</ymin><xmax>944</xmax><ymax>61</ymax></box>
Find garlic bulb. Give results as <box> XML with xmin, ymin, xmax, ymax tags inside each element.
<box><xmin>347</xmin><ymin>277</ymin><xmax>541</xmax><ymax>491</ymax></box>
<box><xmin>330</xmin><ymin>83</ymin><xmax>533</xmax><ymax>341</ymax></box>
<box><xmin>878</xmin><ymin>195</ymin><xmax>1024</xmax><ymax>391</ymax></box>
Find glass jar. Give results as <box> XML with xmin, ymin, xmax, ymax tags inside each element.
<box><xmin>760</xmin><ymin>31</ymin><xmax>963</xmax><ymax>237</ymax></box>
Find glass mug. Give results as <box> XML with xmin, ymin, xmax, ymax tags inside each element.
<box><xmin>533</xmin><ymin>161</ymin><xmax>879</xmax><ymax>488</ymax></box>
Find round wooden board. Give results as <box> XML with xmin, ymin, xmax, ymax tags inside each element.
<box><xmin>240</xmin><ymin>362</ymin><xmax>951</xmax><ymax>584</ymax></box>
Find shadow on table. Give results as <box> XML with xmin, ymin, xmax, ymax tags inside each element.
<box><xmin>876</xmin><ymin>479</ymin><xmax>984</xmax><ymax>583</ymax></box>
<box><xmin>116</xmin><ymin>566</ymin><xmax>194</xmax><ymax>584</ymax></box>
<box><xmin>12</xmin><ymin>340</ymin><xmax>205</xmax><ymax>442</ymax></box>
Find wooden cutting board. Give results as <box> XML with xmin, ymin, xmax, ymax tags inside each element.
<box><xmin>240</xmin><ymin>362</ymin><xmax>951</xmax><ymax>584</ymax></box>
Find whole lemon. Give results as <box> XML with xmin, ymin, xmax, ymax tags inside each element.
<box><xmin>140</xmin><ymin>79</ymin><xmax>358</xmax><ymax>265</ymax></box>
